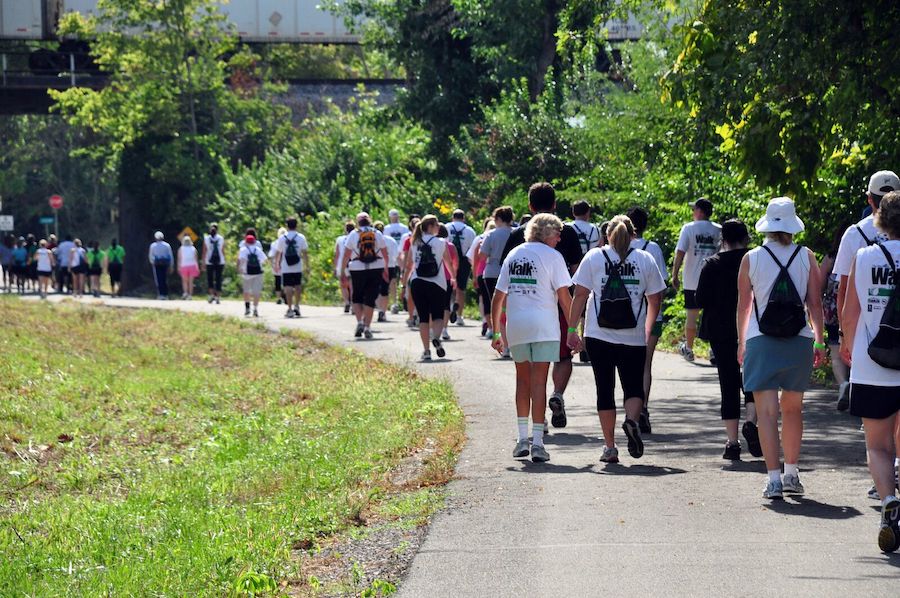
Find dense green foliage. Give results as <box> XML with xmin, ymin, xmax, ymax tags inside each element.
<box><xmin>0</xmin><ymin>300</ymin><xmax>462</xmax><ymax>595</ymax></box>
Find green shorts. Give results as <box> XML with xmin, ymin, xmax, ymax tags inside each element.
<box><xmin>509</xmin><ymin>341</ymin><xmax>560</xmax><ymax>364</ymax></box>
<box><xmin>650</xmin><ymin>320</ymin><xmax>663</xmax><ymax>338</ymax></box>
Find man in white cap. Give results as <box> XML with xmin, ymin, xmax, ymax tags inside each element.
<box><xmin>835</xmin><ymin>170</ymin><xmax>900</xmax><ymax>320</ymax></box>
<box><xmin>834</xmin><ymin>169</ymin><xmax>900</xmax><ymax>500</ymax></box>
<box><xmin>672</xmin><ymin>197</ymin><xmax>722</xmax><ymax>362</ymax></box>
<box><xmin>342</xmin><ymin>212</ymin><xmax>390</xmax><ymax>338</ymax></box>
<box><xmin>148</xmin><ymin>231</ymin><xmax>174</xmax><ymax>300</ymax></box>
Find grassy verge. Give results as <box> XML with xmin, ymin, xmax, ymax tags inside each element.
<box><xmin>0</xmin><ymin>299</ymin><xmax>464</xmax><ymax>596</ymax></box>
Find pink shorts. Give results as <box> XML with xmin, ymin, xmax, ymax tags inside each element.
<box><xmin>180</xmin><ymin>264</ymin><xmax>200</xmax><ymax>278</ymax></box>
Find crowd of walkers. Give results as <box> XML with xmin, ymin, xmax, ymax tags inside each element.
<box><xmin>0</xmin><ymin>234</ymin><xmax>124</xmax><ymax>298</ymax></box>
<box><xmin>4</xmin><ymin>172</ymin><xmax>899</xmax><ymax>555</ymax></box>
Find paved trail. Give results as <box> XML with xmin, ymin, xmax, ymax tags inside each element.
<box><xmin>41</xmin><ymin>296</ymin><xmax>899</xmax><ymax>596</ymax></box>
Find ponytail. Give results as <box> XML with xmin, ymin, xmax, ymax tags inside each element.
<box><xmin>412</xmin><ymin>214</ymin><xmax>439</xmax><ymax>246</ymax></box>
<box><xmin>607</xmin><ymin>215</ymin><xmax>635</xmax><ymax>260</ymax></box>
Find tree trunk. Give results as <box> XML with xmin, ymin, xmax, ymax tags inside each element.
<box><xmin>530</xmin><ymin>0</ymin><xmax>561</xmax><ymax>101</ymax></box>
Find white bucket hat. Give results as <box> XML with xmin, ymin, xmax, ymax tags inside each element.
<box><xmin>755</xmin><ymin>197</ymin><xmax>804</xmax><ymax>234</ymax></box>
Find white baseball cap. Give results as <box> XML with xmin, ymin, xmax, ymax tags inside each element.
<box><xmin>755</xmin><ymin>197</ymin><xmax>805</xmax><ymax>234</ymax></box>
<box><xmin>154</xmin><ymin>231</ymin><xmax>164</xmax><ymax>240</ymax></box>
<box><xmin>388</xmin><ymin>209</ymin><xmax>399</xmax><ymax>217</ymax></box>
<box><xmin>867</xmin><ymin>170</ymin><xmax>900</xmax><ymax>196</ymax></box>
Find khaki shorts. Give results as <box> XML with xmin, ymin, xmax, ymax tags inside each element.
<box><xmin>242</xmin><ymin>274</ymin><xmax>264</xmax><ymax>297</ymax></box>
<box><xmin>509</xmin><ymin>341</ymin><xmax>560</xmax><ymax>364</ymax></box>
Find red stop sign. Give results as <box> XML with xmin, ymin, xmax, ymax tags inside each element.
<box><xmin>49</xmin><ymin>195</ymin><xmax>63</xmax><ymax>209</ymax></box>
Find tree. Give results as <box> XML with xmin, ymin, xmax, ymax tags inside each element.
<box><xmin>337</xmin><ymin>0</ymin><xmax>615</xmax><ymax>159</ymax></box>
<box><xmin>50</xmin><ymin>0</ymin><xmax>290</xmax><ymax>292</ymax></box>
<box><xmin>663</xmin><ymin>0</ymin><xmax>900</xmax><ymax>204</ymax></box>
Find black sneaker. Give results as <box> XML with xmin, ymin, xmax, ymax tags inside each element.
<box><xmin>354</xmin><ymin>323</ymin><xmax>364</xmax><ymax>338</ymax></box>
<box><xmin>450</xmin><ymin>303</ymin><xmax>459</xmax><ymax>324</ymax></box>
<box><xmin>343</xmin><ymin>303</ymin><xmax>350</xmax><ymax>313</ymax></box>
<box><xmin>481</xmin><ymin>322</ymin><xmax>488</xmax><ymax>337</ymax></box>
<box><xmin>579</xmin><ymin>350</ymin><xmax>590</xmax><ymax>363</ymax></box>
<box><xmin>837</xmin><ymin>382</ymin><xmax>850</xmax><ymax>412</ymax></box>
<box><xmin>431</xmin><ymin>338</ymin><xmax>446</xmax><ymax>358</ymax></box>
<box><xmin>293</xmin><ymin>308</ymin><xmax>301</xmax><ymax>318</ymax></box>
<box><xmin>377</xmin><ymin>311</ymin><xmax>387</xmax><ymax>323</ymax></box>
<box><xmin>742</xmin><ymin>421</ymin><xmax>763</xmax><ymax>458</ymax></box>
<box><xmin>622</xmin><ymin>419</ymin><xmax>644</xmax><ymax>459</ymax></box>
<box><xmin>548</xmin><ymin>394</ymin><xmax>567</xmax><ymax>428</ymax></box>
<box><xmin>639</xmin><ymin>408</ymin><xmax>652</xmax><ymax>434</ymax></box>
<box><xmin>723</xmin><ymin>441</ymin><xmax>741</xmax><ymax>460</ymax></box>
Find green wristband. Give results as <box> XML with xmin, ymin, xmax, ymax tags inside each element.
<box><xmin>567</xmin><ymin>327</ymin><xmax>578</xmax><ymax>333</ymax></box>
<box><xmin>813</xmin><ymin>341</ymin><xmax>827</xmax><ymax>350</ymax></box>
<box><xmin>493</xmin><ymin>332</ymin><xmax>502</xmax><ymax>340</ymax></box>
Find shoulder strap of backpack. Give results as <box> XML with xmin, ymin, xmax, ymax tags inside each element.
<box><xmin>642</xmin><ymin>240</ymin><xmax>650</xmax><ymax>251</ymax></box>
<box><xmin>877</xmin><ymin>243</ymin><xmax>898</xmax><ymax>274</ymax></box>
<box><xmin>857</xmin><ymin>225</ymin><xmax>873</xmax><ymax>246</ymax></box>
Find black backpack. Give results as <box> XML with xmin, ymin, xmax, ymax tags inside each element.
<box><xmin>246</xmin><ymin>247</ymin><xmax>262</xmax><ymax>275</ymax></box>
<box><xmin>284</xmin><ymin>234</ymin><xmax>300</xmax><ymax>266</ymax></box>
<box><xmin>208</xmin><ymin>237</ymin><xmax>221</xmax><ymax>265</ymax></box>
<box><xmin>867</xmin><ymin>243</ymin><xmax>900</xmax><ymax>370</ymax></box>
<box><xmin>416</xmin><ymin>238</ymin><xmax>440</xmax><ymax>277</ymax></box>
<box><xmin>595</xmin><ymin>249</ymin><xmax>638</xmax><ymax>329</ymax></box>
<box><xmin>357</xmin><ymin>229</ymin><xmax>378</xmax><ymax>264</ymax></box>
<box><xmin>450</xmin><ymin>224</ymin><xmax>465</xmax><ymax>259</ymax></box>
<box><xmin>754</xmin><ymin>245</ymin><xmax>807</xmax><ymax>337</ymax></box>
<box><xmin>575</xmin><ymin>223</ymin><xmax>597</xmax><ymax>256</ymax></box>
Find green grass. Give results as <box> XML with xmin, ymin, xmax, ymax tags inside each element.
<box><xmin>0</xmin><ymin>298</ymin><xmax>463</xmax><ymax>596</ymax></box>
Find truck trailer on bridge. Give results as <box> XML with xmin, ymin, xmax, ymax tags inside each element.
<box><xmin>0</xmin><ymin>0</ymin><xmax>361</xmax><ymax>44</ymax></box>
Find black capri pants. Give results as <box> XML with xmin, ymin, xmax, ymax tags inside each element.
<box><xmin>709</xmin><ymin>339</ymin><xmax>754</xmax><ymax>420</ymax></box>
<box><xmin>585</xmin><ymin>337</ymin><xmax>646</xmax><ymax>411</ymax></box>
<box><xmin>410</xmin><ymin>278</ymin><xmax>446</xmax><ymax>323</ymax></box>
<box><xmin>351</xmin><ymin>269</ymin><xmax>382</xmax><ymax>308</ymax></box>
<box><xmin>481</xmin><ymin>276</ymin><xmax>498</xmax><ymax>316</ymax></box>
<box><xmin>207</xmin><ymin>264</ymin><xmax>223</xmax><ymax>292</ymax></box>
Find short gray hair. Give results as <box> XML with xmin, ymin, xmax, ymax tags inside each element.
<box><xmin>525</xmin><ymin>213</ymin><xmax>563</xmax><ymax>243</ymax></box>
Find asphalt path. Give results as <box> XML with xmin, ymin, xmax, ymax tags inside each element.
<box><xmin>35</xmin><ymin>295</ymin><xmax>900</xmax><ymax>596</ymax></box>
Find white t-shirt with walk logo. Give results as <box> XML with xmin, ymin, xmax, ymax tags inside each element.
<box><xmin>496</xmin><ymin>242</ymin><xmax>572</xmax><ymax>347</ymax></box>
<box><xmin>676</xmin><ymin>219</ymin><xmax>722</xmax><ymax>290</ymax></box>
<box><xmin>573</xmin><ymin>245</ymin><xmax>666</xmax><ymax>347</ymax></box>
<box><xmin>850</xmin><ymin>239</ymin><xmax>900</xmax><ymax>386</ymax></box>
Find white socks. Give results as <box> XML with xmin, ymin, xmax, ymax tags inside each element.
<box><xmin>784</xmin><ymin>463</ymin><xmax>799</xmax><ymax>477</ymax></box>
<box><xmin>768</xmin><ymin>470</ymin><xmax>781</xmax><ymax>483</ymax></box>
<box><xmin>532</xmin><ymin>423</ymin><xmax>545</xmax><ymax>448</ymax></box>
<box><xmin>517</xmin><ymin>417</ymin><xmax>528</xmax><ymax>442</ymax></box>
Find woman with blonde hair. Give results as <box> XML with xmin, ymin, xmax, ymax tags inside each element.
<box><xmin>404</xmin><ymin>215</ymin><xmax>456</xmax><ymax>360</ymax></box>
<box><xmin>737</xmin><ymin>197</ymin><xmax>825</xmax><ymax>499</ymax></box>
<box><xmin>567</xmin><ymin>215</ymin><xmax>666</xmax><ymax>463</ymax></box>
<box><xmin>178</xmin><ymin>235</ymin><xmax>199</xmax><ymax>299</ymax></box>
<box><xmin>491</xmin><ymin>214</ymin><xmax>573</xmax><ymax>462</ymax></box>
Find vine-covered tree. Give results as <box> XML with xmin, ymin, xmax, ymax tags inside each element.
<box><xmin>50</xmin><ymin>0</ymin><xmax>290</xmax><ymax>291</ymax></box>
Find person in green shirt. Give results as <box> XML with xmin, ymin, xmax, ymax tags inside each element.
<box><xmin>87</xmin><ymin>241</ymin><xmax>105</xmax><ymax>297</ymax></box>
<box><xmin>106</xmin><ymin>239</ymin><xmax>125</xmax><ymax>296</ymax></box>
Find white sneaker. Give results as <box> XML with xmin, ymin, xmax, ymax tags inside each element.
<box><xmin>679</xmin><ymin>341</ymin><xmax>695</xmax><ymax>362</ymax></box>
<box><xmin>441</xmin><ymin>329</ymin><xmax>451</xmax><ymax>341</ymax></box>
<box><xmin>484</xmin><ymin>328</ymin><xmax>493</xmax><ymax>340</ymax></box>
<box><xmin>456</xmin><ymin>316</ymin><xmax>465</xmax><ymax>326</ymax></box>
<box><xmin>600</xmin><ymin>446</ymin><xmax>619</xmax><ymax>463</ymax></box>
<box><xmin>421</xmin><ymin>350</ymin><xmax>432</xmax><ymax>361</ymax></box>
<box><xmin>782</xmin><ymin>474</ymin><xmax>805</xmax><ymax>495</ymax></box>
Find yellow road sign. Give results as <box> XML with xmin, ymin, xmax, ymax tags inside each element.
<box><xmin>177</xmin><ymin>226</ymin><xmax>198</xmax><ymax>243</ymax></box>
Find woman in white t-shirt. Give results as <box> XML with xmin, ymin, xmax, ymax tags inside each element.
<box><xmin>238</xmin><ymin>234</ymin><xmax>267</xmax><ymax>317</ymax></box>
<box><xmin>404</xmin><ymin>215</ymin><xmax>455</xmax><ymax>361</ymax></box>
<box><xmin>737</xmin><ymin>197</ymin><xmax>825</xmax><ymax>500</ymax></box>
<box><xmin>491</xmin><ymin>214</ymin><xmax>573</xmax><ymax>463</ymax></box>
<box><xmin>840</xmin><ymin>191</ymin><xmax>900</xmax><ymax>553</ymax></box>
<box><xmin>567</xmin><ymin>215</ymin><xmax>666</xmax><ymax>464</ymax></box>
<box><xmin>177</xmin><ymin>235</ymin><xmax>199</xmax><ymax>299</ymax></box>
<box><xmin>35</xmin><ymin>239</ymin><xmax>55</xmax><ymax>299</ymax></box>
